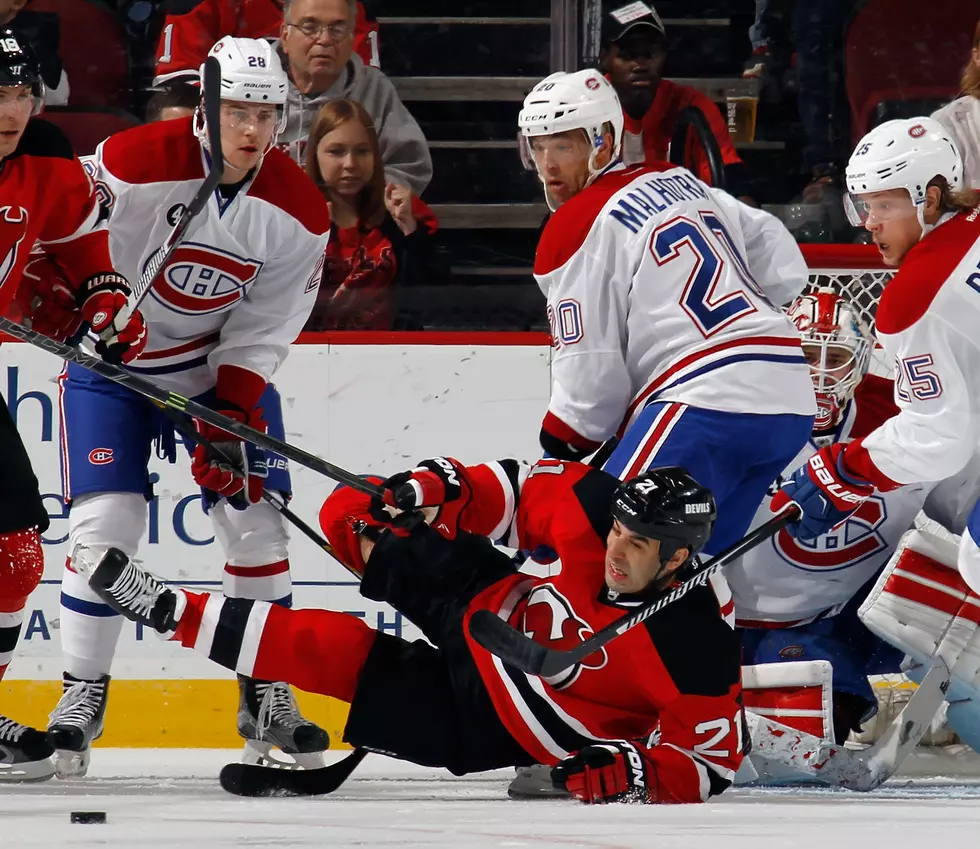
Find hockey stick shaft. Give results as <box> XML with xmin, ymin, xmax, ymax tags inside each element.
<box><xmin>468</xmin><ymin>506</ymin><xmax>800</xmax><ymax>677</ymax></box>
<box><xmin>0</xmin><ymin>316</ymin><xmax>383</xmax><ymax>499</ymax></box>
<box><xmin>127</xmin><ymin>57</ymin><xmax>224</xmax><ymax>314</ymax></box>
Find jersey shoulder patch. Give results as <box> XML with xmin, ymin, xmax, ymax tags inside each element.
<box><xmin>534</xmin><ymin>165</ymin><xmax>649</xmax><ymax>275</ymax></box>
<box><xmin>12</xmin><ymin>118</ymin><xmax>75</xmax><ymax>161</ymax></box>
<box><xmin>100</xmin><ymin>117</ymin><xmax>203</xmax><ymax>185</ymax></box>
<box><xmin>643</xmin><ymin>585</ymin><xmax>741</xmax><ymax>697</ymax></box>
<box><xmin>248</xmin><ymin>147</ymin><xmax>332</xmax><ymax>236</ymax></box>
<box><xmin>875</xmin><ymin>212</ymin><xmax>980</xmax><ymax>335</ymax></box>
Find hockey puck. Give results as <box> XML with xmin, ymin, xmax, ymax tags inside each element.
<box><xmin>70</xmin><ymin>811</ymin><xmax>107</xmax><ymax>824</ymax></box>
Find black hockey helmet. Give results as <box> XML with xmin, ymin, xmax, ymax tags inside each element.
<box><xmin>0</xmin><ymin>29</ymin><xmax>44</xmax><ymax>112</ymax></box>
<box><xmin>611</xmin><ymin>467</ymin><xmax>716</xmax><ymax>567</ymax></box>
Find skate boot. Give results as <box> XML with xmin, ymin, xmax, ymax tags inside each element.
<box><xmin>0</xmin><ymin>714</ymin><xmax>54</xmax><ymax>782</ymax></box>
<box><xmin>46</xmin><ymin>673</ymin><xmax>110</xmax><ymax>779</ymax></box>
<box><xmin>237</xmin><ymin>676</ymin><xmax>329</xmax><ymax>769</ymax></box>
<box><xmin>85</xmin><ymin>547</ymin><xmax>184</xmax><ymax>634</ymax></box>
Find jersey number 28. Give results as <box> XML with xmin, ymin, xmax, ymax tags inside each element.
<box><xmin>650</xmin><ymin>213</ymin><xmax>769</xmax><ymax>338</ymax></box>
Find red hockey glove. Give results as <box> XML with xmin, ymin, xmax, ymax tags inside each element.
<box><xmin>771</xmin><ymin>443</ymin><xmax>873</xmax><ymax>540</ymax></box>
<box><xmin>12</xmin><ymin>254</ymin><xmax>85</xmax><ymax>342</ymax></box>
<box><xmin>552</xmin><ymin>742</ymin><xmax>652</xmax><ymax>804</ymax></box>
<box><xmin>76</xmin><ymin>272</ymin><xmax>148</xmax><ymax>364</ymax></box>
<box><xmin>376</xmin><ymin>457</ymin><xmax>472</xmax><ymax>539</ymax></box>
<box><xmin>319</xmin><ymin>478</ymin><xmax>387</xmax><ymax>575</ymax></box>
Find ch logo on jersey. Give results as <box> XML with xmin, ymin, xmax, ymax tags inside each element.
<box><xmin>519</xmin><ymin>584</ymin><xmax>607</xmax><ymax>690</ymax></box>
<box><xmin>774</xmin><ymin>495</ymin><xmax>888</xmax><ymax>571</ymax></box>
<box><xmin>88</xmin><ymin>448</ymin><xmax>114</xmax><ymax>465</ymax></box>
<box><xmin>0</xmin><ymin>205</ymin><xmax>29</xmax><ymax>290</ymax></box>
<box><xmin>146</xmin><ymin>242</ymin><xmax>263</xmax><ymax>316</ymax></box>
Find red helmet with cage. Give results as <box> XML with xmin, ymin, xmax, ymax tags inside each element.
<box><xmin>787</xmin><ymin>287</ymin><xmax>873</xmax><ymax>431</ymax></box>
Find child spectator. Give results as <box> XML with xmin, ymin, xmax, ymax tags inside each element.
<box><xmin>932</xmin><ymin>20</ymin><xmax>980</xmax><ymax>187</ymax></box>
<box><xmin>303</xmin><ymin>99</ymin><xmax>440</xmax><ymax>331</ymax></box>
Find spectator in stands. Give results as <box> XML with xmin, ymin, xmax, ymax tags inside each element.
<box><xmin>4</xmin><ymin>0</ymin><xmax>69</xmax><ymax>104</ymax></box>
<box><xmin>144</xmin><ymin>81</ymin><xmax>199</xmax><ymax>122</ymax></box>
<box><xmin>153</xmin><ymin>0</ymin><xmax>379</xmax><ymax>86</ymax></box>
<box><xmin>933</xmin><ymin>20</ymin><xmax>980</xmax><ymax>188</ymax></box>
<box><xmin>278</xmin><ymin>0</ymin><xmax>432</xmax><ymax>195</ymax></box>
<box><xmin>598</xmin><ymin>2</ymin><xmax>752</xmax><ymax>201</ymax></box>
<box><xmin>302</xmin><ymin>99</ymin><xmax>441</xmax><ymax>331</ymax></box>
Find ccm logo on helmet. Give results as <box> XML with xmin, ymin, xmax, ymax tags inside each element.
<box><xmin>808</xmin><ymin>455</ymin><xmax>866</xmax><ymax>504</ymax></box>
<box><xmin>908</xmin><ymin>124</ymin><xmax>926</xmax><ymax>138</ymax></box>
<box><xmin>88</xmin><ymin>448</ymin><xmax>114</xmax><ymax>465</ymax></box>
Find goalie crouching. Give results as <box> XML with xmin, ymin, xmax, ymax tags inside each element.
<box><xmin>76</xmin><ymin>459</ymin><xmax>746</xmax><ymax>804</ymax></box>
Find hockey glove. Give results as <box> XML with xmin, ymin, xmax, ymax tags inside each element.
<box><xmin>771</xmin><ymin>443</ymin><xmax>873</xmax><ymax>540</ymax></box>
<box><xmin>375</xmin><ymin>457</ymin><xmax>472</xmax><ymax>539</ymax></box>
<box><xmin>13</xmin><ymin>254</ymin><xmax>85</xmax><ymax>343</ymax></box>
<box><xmin>192</xmin><ymin>406</ymin><xmax>268</xmax><ymax>511</ymax></box>
<box><xmin>76</xmin><ymin>272</ymin><xmax>148</xmax><ymax>364</ymax></box>
<box><xmin>552</xmin><ymin>742</ymin><xmax>651</xmax><ymax>804</ymax></box>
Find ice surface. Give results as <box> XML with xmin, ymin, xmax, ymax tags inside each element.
<box><xmin>2</xmin><ymin>749</ymin><xmax>980</xmax><ymax>849</ymax></box>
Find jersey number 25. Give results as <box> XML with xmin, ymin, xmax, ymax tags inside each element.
<box><xmin>651</xmin><ymin>213</ymin><xmax>769</xmax><ymax>338</ymax></box>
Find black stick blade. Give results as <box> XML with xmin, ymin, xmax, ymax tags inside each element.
<box><xmin>468</xmin><ymin>609</ymin><xmax>549</xmax><ymax>675</ymax></box>
<box><xmin>219</xmin><ymin>749</ymin><xmax>367</xmax><ymax>798</ymax></box>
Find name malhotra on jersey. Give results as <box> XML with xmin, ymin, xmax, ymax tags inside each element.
<box><xmin>608</xmin><ymin>173</ymin><xmax>709</xmax><ymax>234</ymax></box>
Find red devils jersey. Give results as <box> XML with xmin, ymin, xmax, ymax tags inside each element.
<box><xmin>455</xmin><ymin>459</ymin><xmax>743</xmax><ymax>803</ymax></box>
<box><xmin>154</xmin><ymin>0</ymin><xmax>381</xmax><ymax>85</ymax></box>
<box><xmin>619</xmin><ymin>79</ymin><xmax>742</xmax><ymax>185</ymax></box>
<box><xmin>0</xmin><ymin>119</ymin><xmax>112</xmax><ymax>316</ymax></box>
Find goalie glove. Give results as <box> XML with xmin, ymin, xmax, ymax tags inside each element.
<box><xmin>771</xmin><ymin>443</ymin><xmax>873</xmax><ymax>540</ymax></box>
<box><xmin>551</xmin><ymin>742</ymin><xmax>653</xmax><ymax>804</ymax></box>
<box><xmin>76</xmin><ymin>272</ymin><xmax>148</xmax><ymax>364</ymax></box>
<box><xmin>376</xmin><ymin>457</ymin><xmax>472</xmax><ymax>539</ymax></box>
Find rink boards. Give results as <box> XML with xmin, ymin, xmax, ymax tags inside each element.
<box><xmin>0</xmin><ymin>334</ymin><xmax>550</xmax><ymax>747</ymax></box>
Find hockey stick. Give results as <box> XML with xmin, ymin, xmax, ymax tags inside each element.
<box><xmin>746</xmin><ymin>657</ymin><xmax>950</xmax><ymax>791</ymax></box>
<box><xmin>219</xmin><ymin>747</ymin><xmax>367</xmax><ymax>797</ymax></box>
<box><xmin>468</xmin><ymin>507</ymin><xmax>800</xmax><ymax>678</ymax></box>
<box><xmin>125</xmin><ymin>56</ymin><xmax>224</xmax><ymax>315</ymax></box>
<box><xmin>0</xmin><ymin>316</ymin><xmax>383</xmax><ymax>499</ymax></box>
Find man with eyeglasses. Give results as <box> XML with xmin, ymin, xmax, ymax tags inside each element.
<box><xmin>277</xmin><ymin>0</ymin><xmax>432</xmax><ymax>195</ymax></box>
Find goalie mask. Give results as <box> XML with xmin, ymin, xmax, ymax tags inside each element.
<box><xmin>518</xmin><ymin>70</ymin><xmax>625</xmax><ymax>211</ymax></box>
<box><xmin>788</xmin><ymin>288</ymin><xmax>872</xmax><ymax>431</ymax></box>
<box><xmin>0</xmin><ymin>29</ymin><xmax>45</xmax><ymax>115</ymax></box>
<box><xmin>194</xmin><ymin>37</ymin><xmax>289</xmax><ymax>158</ymax></box>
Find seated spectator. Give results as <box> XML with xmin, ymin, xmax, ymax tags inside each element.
<box><xmin>145</xmin><ymin>81</ymin><xmax>199</xmax><ymax>122</ymax></box>
<box><xmin>4</xmin><ymin>0</ymin><xmax>68</xmax><ymax>104</ymax></box>
<box><xmin>599</xmin><ymin>2</ymin><xmax>750</xmax><ymax>198</ymax></box>
<box><xmin>153</xmin><ymin>0</ymin><xmax>379</xmax><ymax>86</ymax></box>
<box><xmin>278</xmin><ymin>0</ymin><xmax>432</xmax><ymax>195</ymax></box>
<box><xmin>932</xmin><ymin>20</ymin><xmax>980</xmax><ymax>188</ymax></box>
<box><xmin>303</xmin><ymin>99</ymin><xmax>440</xmax><ymax>332</ymax></box>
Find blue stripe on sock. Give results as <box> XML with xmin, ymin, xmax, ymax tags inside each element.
<box><xmin>60</xmin><ymin>593</ymin><xmax>119</xmax><ymax>618</ymax></box>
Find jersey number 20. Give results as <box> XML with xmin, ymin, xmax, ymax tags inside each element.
<box><xmin>650</xmin><ymin>213</ymin><xmax>768</xmax><ymax>338</ymax></box>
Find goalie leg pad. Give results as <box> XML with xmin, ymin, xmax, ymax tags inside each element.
<box><xmin>958</xmin><ymin>501</ymin><xmax>980</xmax><ymax>597</ymax></box>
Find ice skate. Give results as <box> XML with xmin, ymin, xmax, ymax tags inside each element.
<box><xmin>237</xmin><ymin>676</ymin><xmax>329</xmax><ymax>769</ymax></box>
<box><xmin>46</xmin><ymin>673</ymin><xmax>109</xmax><ymax>779</ymax></box>
<box><xmin>0</xmin><ymin>714</ymin><xmax>54</xmax><ymax>782</ymax></box>
<box><xmin>84</xmin><ymin>546</ymin><xmax>184</xmax><ymax>634</ymax></box>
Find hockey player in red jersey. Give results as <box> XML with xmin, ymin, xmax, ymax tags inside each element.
<box><xmin>81</xmin><ymin>463</ymin><xmax>743</xmax><ymax>804</ymax></box>
<box><xmin>0</xmin><ymin>30</ymin><xmax>145</xmax><ymax>782</ymax></box>
<box><xmin>773</xmin><ymin>117</ymin><xmax>980</xmax><ymax>597</ymax></box>
<box><xmin>154</xmin><ymin>0</ymin><xmax>380</xmax><ymax>88</ymax></box>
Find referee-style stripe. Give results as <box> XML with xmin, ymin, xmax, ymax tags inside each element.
<box><xmin>208</xmin><ymin>597</ymin><xmax>255</xmax><ymax>670</ymax></box>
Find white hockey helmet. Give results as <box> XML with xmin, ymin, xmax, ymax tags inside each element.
<box><xmin>194</xmin><ymin>37</ymin><xmax>289</xmax><ymax>153</ymax></box>
<box><xmin>518</xmin><ymin>70</ymin><xmax>625</xmax><ymax>207</ymax></box>
<box><xmin>787</xmin><ymin>288</ymin><xmax>873</xmax><ymax>431</ymax></box>
<box><xmin>844</xmin><ymin>117</ymin><xmax>963</xmax><ymax>235</ymax></box>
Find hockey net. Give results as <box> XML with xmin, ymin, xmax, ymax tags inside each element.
<box><xmin>801</xmin><ymin>244</ymin><xmax>980</xmax><ymax>777</ymax></box>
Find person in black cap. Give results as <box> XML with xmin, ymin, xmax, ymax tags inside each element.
<box><xmin>598</xmin><ymin>1</ymin><xmax>752</xmax><ymax>200</ymax></box>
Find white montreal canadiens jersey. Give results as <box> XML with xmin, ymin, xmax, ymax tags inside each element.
<box><xmin>727</xmin><ymin>377</ymin><xmax>935</xmax><ymax>625</ymax></box>
<box><xmin>85</xmin><ymin>117</ymin><xmax>330</xmax><ymax>396</ymax></box>
<box><xmin>534</xmin><ymin>162</ymin><xmax>816</xmax><ymax>444</ymax></box>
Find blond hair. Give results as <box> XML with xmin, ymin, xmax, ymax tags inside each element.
<box><xmin>962</xmin><ymin>20</ymin><xmax>980</xmax><ymax>98</ymax></box>
<box><xmin>929</xmin><ymin>176</ymin><xmax>980</xmax><ymax>214</ymax></box>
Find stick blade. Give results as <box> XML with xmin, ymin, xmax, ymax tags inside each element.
<box><xmin>468</xmin><ymin>609</ymin><xmax>549</xmax><ymax>675</ymax></box>
<box><xmin>219</xmin><ymin>750</ymin><xmax>367</xmax><ymax>798</ymax></box>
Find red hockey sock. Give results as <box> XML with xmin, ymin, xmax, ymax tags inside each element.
<box><xmin>175</xmin><ymin>591</ymin><xmax>376</xmax><ymax>703</ymax></box>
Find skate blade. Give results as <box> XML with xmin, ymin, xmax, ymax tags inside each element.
<box><xmin>53</xmin><ymin>748</ymin><xmax>90</xmax><ymax>779</ymax></box>
<box><xmin>242</xmin><ymin>740</ymin><xmax>325</xmax><ymax>770</ymax></box>
<box><xmin>0</xmin><ymin>758</ymin><xmax>55</xmax><ymax>783</ymax></box>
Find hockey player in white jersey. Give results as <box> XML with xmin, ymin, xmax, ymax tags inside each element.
<box><xmin>773</xmin><ymin>118</ymin><xmax>980</xmax><ymax>594</ymax></box>
<box><xmin>46</xmin><ymin>37</ymin><xmax>332</xmax><ymax>777</ymax></box>
<box><xmin>520</xmin><ymin>69</ymin><xmax>815</xmax><ymax>555</ymax></box>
